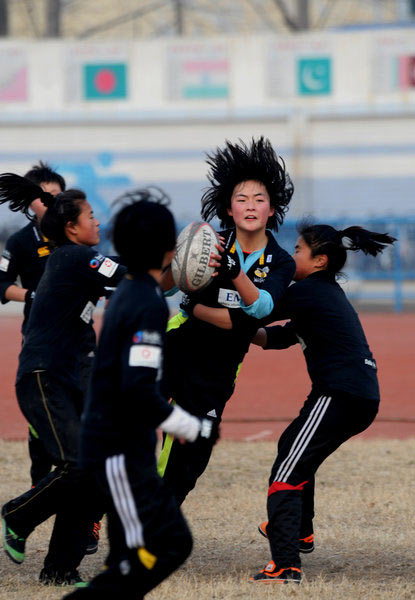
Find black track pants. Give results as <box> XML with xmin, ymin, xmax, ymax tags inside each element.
<box><xmin>83</xmin><ymin>454</ymin><xmax>192</xmax><ymax>599</ymax></box>
<box><xmin>267</xmin><ymin>389</ymin><xmax>378</xmax><ymax>568</ymax></box>
<box><xmin>27</xmin><ymin>339</ymin><xmax>94</xmax><ymax>487</ymax></box>
<box><xmin>3</xmin><ymin>371</ymin><xmax>90</xmax><ymax>573</ymax></box>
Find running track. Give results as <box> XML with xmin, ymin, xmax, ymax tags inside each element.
<box><xmin>0</xmin><ymin>313</ymin><xmax>414</xmax><ymax>442</ymax></box>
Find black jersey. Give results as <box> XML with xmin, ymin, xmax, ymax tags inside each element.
<box><xmin>265</xmin><ymin>270</ymin><xmax>380</xmax><ymax>401</ymax></box>
<box><xmin>17</xmin><ymin>243</ymin><xmax>126</xmax><ymax>390</ymax></box>
<box><xmin>0</xmin><ymin>222</ymin><xmax>52</xmax><ymax>331</ymax></box>
<box><xmin>80</xmin><ymin>273</ymin><xmax>174</xmax><ymax>468</ymax></box>
<box><xmin>165</xmin><ymin>229</ymin><xmax>295</xmax><ymax>389</ymax></box>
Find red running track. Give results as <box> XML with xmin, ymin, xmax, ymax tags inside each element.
<box><xmin>0</xmin><ymin>313</ymin><xmax>414</xmax><ymax>442</ymax></box>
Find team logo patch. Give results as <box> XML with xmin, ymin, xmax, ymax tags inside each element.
<box><xmin>119</xmin><ymin>559</ymin><xmax>131</xmax><ymax>576</ymax></box>
<box><xmin>129</xmin><ymin>345</ymin><xmax>162</xmax><ymax>369</ymax></box>
<box><xmin>89</xmin><ymin>254</ymin><xmax>105</xmax><ymax>269</ymax></box>
<box><xmin>37</xmin><ymin>246</ymin><xmax>50</xmax><ymax>258</ymax></box>
<box><xmin>132</xmin><ymin>330</ymin><xmax>162</xmax><ymax>346</ymax></box>
<box><xmin>133</xmin><ymin>331</ymin><xmax>143</xmax><ymax>344</ymax></box>
<box><xmin>254</xmin><ymin>266</ymin><xmax>269</xmax><ymax>279</ymax></box>
<box><xmin>266</xmin><ymin>254</ymin><xmax>272</xmax><ymax>263</ymax></box>
<box><xmin>98</xmin><ymin>257</ymin><xmax>118</xmax><ymax>278</ymax></box>
<box><xmin>80</xmin><ymin>300</ymin><xmax>95</xmax><ymax>323</ymax></box>
<box><xmin>89</xmin><ymin>258</ymin><xmax>100</xmax><ymax>269</ymax></box>
<box><xmin>0</xmin><ymin>255</ymin><xmax>10</xmax><ymax>272</ymax></box>
<box><xmin>218</xmin><ymin>288</ymin><xmax>241</xmax><ymax>308</ymax></box>
<box><xmin>365</xmin><ymin>358</ymin><xmax>377</xmax><ymax>370</ymax></box>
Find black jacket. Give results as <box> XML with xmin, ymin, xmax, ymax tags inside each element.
<box><xmin>80</xmin><ymin>273</ymin><xmax>174</xmax><ymax>467</ymax></box>
<box><xmin>265</xmin><ymin>271</ymin><xmax>380</xmax><ymax>401</ymax></box>
<box><xmin>0</xmin><ymin>222</ymin><xmax>52</xmax><ymax>332</ymax></box>
<box><xmin>164</xmin><ymin>229</ymin><xmax>295</xmax><ymax>391</ymax></box>
<box><xmin>17</xmin><ymin>243</ymin><xmax>126</xmax><ymax>390</ymax></box>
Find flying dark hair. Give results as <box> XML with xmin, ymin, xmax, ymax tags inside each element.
<box><xmin>201</xmin><ymin>137</ymin><xmax>293</xmax><ymax>231</ymax></box>
<box><xmin>298</xmin><ymin>222</ymin><xmax>396</xmax><ymax>275</ymax></box>
<box><xmin>112</xmin><ymin>187</ymin><xmax>176</xmax><ymax>273</ymax></box>
<box><xmin>24</xmin><ymin>161</ymin><xmax>66</xmax><ymax>192</ymax></box>
<box><xmin>0</xmin><ymin>172</ymin><xmax>86</xmax><ymax>246</ymax></box>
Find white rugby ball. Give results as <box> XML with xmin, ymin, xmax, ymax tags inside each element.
<box><xmin>171</xmin><ymin>221</ymin><xmax>219</xmax><ymax>293</ymax></box>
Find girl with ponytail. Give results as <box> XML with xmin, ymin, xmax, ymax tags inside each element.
<box><xmin>0</xmin><ymin>173</ymin><xmax>89</xmax><ymax>247</ymax></box>
<box><xmin>0</xmin><ymin>173</ymin><xmax>126</xmax><ymax>585</ymax></box>
<box><xmin>250</xmin><ymin>223</ymin><xmax>395</xmax><ymax>585</ymax></box>
<box><xmin>0</xmin><ymin>166</ymin><xmax>67</xmax><ymax>489</ymax></box>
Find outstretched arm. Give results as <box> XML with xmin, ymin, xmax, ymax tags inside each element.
<box><xmin>193</xmin><ymin>304</ymin><xmax>232</xmax><ymax>330</ymax></box>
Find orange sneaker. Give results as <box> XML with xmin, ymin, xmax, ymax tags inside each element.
<box><xmin>257</xmin><ymin>521</ymin><xmax>314</xmax><ymax>553</ymax></box>
<box><xmin>257</xmin><ymin>521</ymin><xmax>268</xmax><ymax>538</ymax></box>
<box><xmin>249</xmin><ymin>561</ymin><xmax>301</xmax><ymax>584</ymax></box>
<box><xmin>299</xmin><ymin>533</ymin><xmax>314</xmax><ymax>553</ymax></box>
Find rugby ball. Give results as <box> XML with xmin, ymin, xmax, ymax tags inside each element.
<box><xmin>171</xmin><ymin>221</ymin><xmax>219</xmax><ymax>293</ymax></box>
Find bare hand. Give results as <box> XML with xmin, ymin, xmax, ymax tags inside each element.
<box><xmin>209</xmin><ymin>242</ymin><xmax>225</xmax><ymax>276</ymax></box>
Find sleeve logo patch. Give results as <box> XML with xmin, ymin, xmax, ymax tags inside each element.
<box><xmin>80</xmin><ymin>300</ymin><xmax>95</xmax><ymax>324</ymax></box>
<box><xmin>0</xmin><ymin>256</ymin><xmax>10</xmax><ymax>272</ymax></box>
<box><xmin>89</xmin><ymin>254</ymin><xmax>105</xmax><ymax>269</ymax></box>
<box><xmin>133</xmin><ymin>330</ymin><xmax>162</xmax><ymax>345</ymax></box>
<box><xmin>98</xmin><ymin>257</ymin><xmax>118</xmax><ymax>278</ymax></box>
<box><xmin>218</xmin><ymin>288</ymin><xmax>241</xmax><ymax>308</ymax></box>
<box><xmin>129</xmin><ymin>345</ymin><xmax>162</xmax><ymax>369</ymax></box>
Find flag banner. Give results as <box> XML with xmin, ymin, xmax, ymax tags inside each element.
<box><xmin>371</xmin><ymin>36</ymin><xmax>415</xmax><ymax>93</ymax></box>
<box><xmin>83</xmin><ymin>63</ymin><xmax>127</xmax><ymax>100</ymax></box>
<box><xmin>298</xmin><ymin>57</ymin><xmax>332</xmax><ymax>96</ymax></box>
<box><xmin>266</xmin><ymin>39</ymin><xmax>333</xmax><ymax>98</ymax></box>
<box><xmin>166</xmin><ymin>43</ymin><xmax>229</xmax><ymax>100</ymax></box>
<box><xmin>65</xmin><ymin>44</ymin><xmax>129</xmax><ymax>103</ymax></box>
<box><xmin>0</xmin><ymin>48</ymin><xmax>28</xmax><ymax>102</ymax></box>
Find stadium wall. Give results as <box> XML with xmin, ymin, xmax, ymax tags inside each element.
<box><xmin>0</xmin><ymin>28</ymin><xmax>414</xmax><ymax>226</ymax></box>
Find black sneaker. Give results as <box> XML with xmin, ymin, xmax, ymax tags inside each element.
<box><xmin>249</xmin><ymin>561</ymin><xmax>301</xmax><ymax>584</ymax></box>
<box><xmin>1</xmin><ymin>507</ymin><xmax>26</xmax><ymax>564</ymax></box>
<box><xmin>258</xmin><ymin>521</ymin><xmax>268</xmax><ymax>538</ymax></box>
<box><xmin>299</xmin><ymin>533</ymin><xmax>314</xmax><ymax>553</ymax></box>
<box><xmin>258</xmin><ymin>521</ymin><xmax>315</xmax><ymax>554</ymax></box>
<box><xmin>39</xmin><ymin>568</ymin><xmax>88</xmax><ymax>587</ymax></box>
<box><xmin>86</xmin><ymin>521</ymin><xmax>101</xmax><ymax>555</ymax></box>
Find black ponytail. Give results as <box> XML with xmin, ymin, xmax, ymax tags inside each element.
<box><xmin>298</xmin><ymin>222</ymin><xmax>396</xmax><ymax>276</ymax></box>
<box><xmin>0</xmin><ymin>173</ymin><xmax>55</xmax><ymax>219</ymax></box>
<box><xmin>337</xmin><ymin>226</ymin><xmax>396</xmax><ymax>257</ymax></box>
<box><xmin>0</xmin><ymin>172</ymin><xmax>86</xmax><ymax>246</ymax></box>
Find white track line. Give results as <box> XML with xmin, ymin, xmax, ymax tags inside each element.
<box><xmin>244</xmin><ymin>429</ymin><xmax>273</xmax><ymax>442</ymax></box>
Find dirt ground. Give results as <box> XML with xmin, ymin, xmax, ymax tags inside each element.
<box><xmin>0</xmin><ymin>438</ymin><xmax>414</xmax><ymax>600</ymax></box>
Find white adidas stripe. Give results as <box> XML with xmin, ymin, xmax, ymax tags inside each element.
<box><xmin>275</xmin><ymin>396</ymin><xmax>332</xmax><ymax>483</ymax></box>
<box><xmin>105</xmin><ymin>454</ymin><xmax>144</xmax><ymax>549</ymax></box>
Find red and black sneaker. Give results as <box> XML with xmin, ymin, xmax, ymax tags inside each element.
<box><xmin>257</xmin><ymin>521</ymin><xmax>314</xmax><ymax>554</ymax></box>
<box><xmin>86</xmin><ymin>522</ymin><xmax>101</xmax><ymax>555</ymax></box>
<box><xmin>299</xmin><ymin>533</ymin><xmax>314</xmax><ymax>553</ymax></box>
<box><xmin>257</xmin><ymin>521</ymin><xmax>268</xmax><ymax>539</ymax></box>
<box><xmin>249</xmin><ymin>561</ymin><xmax>301</xmax><ymax>584</ymax></box>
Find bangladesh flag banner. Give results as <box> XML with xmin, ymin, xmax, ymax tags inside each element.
<box><xmin>83</xmin><ymin>63</ymin><xmax>127</xmax><ymax>100</ymax></box>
